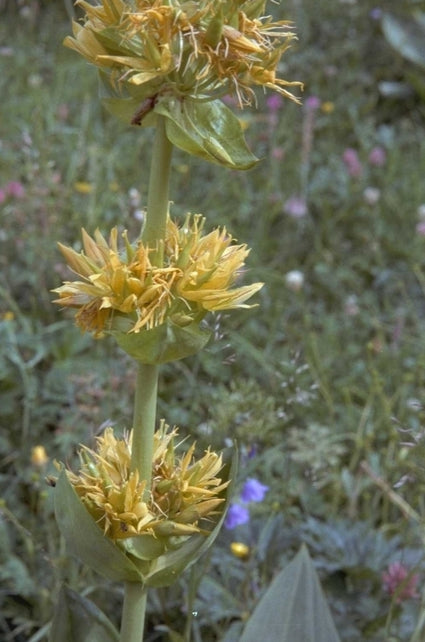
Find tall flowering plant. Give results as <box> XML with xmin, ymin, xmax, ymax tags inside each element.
<box><xmin>50</xmin><ymin>1</ymin><xmax>301</xmax><ymax>640</ymax></box>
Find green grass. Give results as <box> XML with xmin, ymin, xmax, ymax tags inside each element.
<box><xmin>2</xmin><ymin>1</ymin><xmax>425</xmax><ymax>640</ymax></box>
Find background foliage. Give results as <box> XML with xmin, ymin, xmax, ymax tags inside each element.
<box><xmin>2</xmin><ymin>0</ymin><xmax>425</xmax><ymax>640</ymax></box>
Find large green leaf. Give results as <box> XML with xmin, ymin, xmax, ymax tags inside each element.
<box><xmin>109</xmin><ymin>318</ymin><xmax>210</xmax><ymax>364</ymax></box>
<box><xmin>240</xmin><ymin>545</ymin><xmax>341</xmax><ymax>642</ymax></box>
<box><xmin>49</xmin><ymin>585</ymin><xmax>119</xmax><ymax>642</ymax></box>
<box><xmin>155</xmin><ymin>97</ymin><xmax>259</xmax><ymax>170</ymax></box>
<box><xmin>54</xmin><ymin>469</ymin><xmax>144</xmax><ymax>582</ymax></box>
<box><xmin>382</xmin><ymin>12</ymin><xmax>425</xmax><ymax>69</ymax></box>
<box><xmin>99</xmin><ymin>69</ymin><xmax>258</xmax><ymax>168</ymax></box>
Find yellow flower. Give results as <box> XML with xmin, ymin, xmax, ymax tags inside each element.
<box><xmin>52</xmin><ymin>216</ymin><xmax>262</xmax><ymax>336</ymax></box>
<box><xmin>230</xmin><ymin>541</ymin><xmax>250</xmax><ymax>559</ymax></box>
<box><xmin>66</xmin><ymin>423</ymin><xmax>228</xmax><ymax>541</ymax></box>
<box><xmin>166</xmin><ymin>214</ymin><xmax>263</xmax><ymax>312</ymax></box>
<box><xmin>321</xmin><ymin>101</ymin><xmax>335</xmax><ymax>114</ymax></box>
<box><xmin>74</xmin><ymin>181</ymin><xmax>94</xmax><ymax>194</ymax></box>
<box><xmin>31</xmin><ymin>445</ymin><xmax>49</xmax><ymax>467</ymax></box>
<box><xmin>64</xmin><ymin>0</ymin><xmax>301</xmax><ymax>109</ymax></box>
<box><xmin>52</xmin><ymin>227</ymin><xmax>180</xmax><ymax>335</ymax></box>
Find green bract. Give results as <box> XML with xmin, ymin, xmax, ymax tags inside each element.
<box><xmin>109</xmin><ymin>317</ymin><xmax>211</xmax><ymax>364</ymax></box>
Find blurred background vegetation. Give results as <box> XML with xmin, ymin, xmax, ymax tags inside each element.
<box><xmin>2</xmin><ymin>0</ymin><xmax>425</xmax><ymax>640</ymax></box>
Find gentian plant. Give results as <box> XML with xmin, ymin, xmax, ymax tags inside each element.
<box><xmin>48</xmin><ymin>1</ymin><xmax>314</xmax><ymax>641</ymax></box>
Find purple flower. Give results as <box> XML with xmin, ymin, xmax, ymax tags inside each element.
<box><xmin>266</xmin><ymin>94</ymin><xmax>284</xmax><ymax>112</ymax></box>
<box><xmin>222</xmin><ymin>94</ymin><xmax>238</xmax><ymax>107</ymax></box>
<box><xmin>241</xmin><ymin>478</ymin><xmax>269</xmax><ymax>503</ymax></box>
<box><xmin>370</xmin><ymin>8</ymin><xmax>382</xmax><ymax>21</ymax></box>
<box><xmin>368</xmin><ymin>146</ymin><xmax>386</xmax><ymax>167</ymax></box>
<box><xmin>224</xmin><ymin>504</ymin><xmax>250</xmax><ymax>529</ymax></box>
<box><xmin>283</xmin><ymin>195</ymin><xmax>308</xmax><ymax>219</ymax></box>
<box><xmin>342</xmin><ymin>148</ymin><xmax>363</xmax><ymax>178</ymax></box>
<box><xmin>305</xmin><ymin>95</ymin><xmax>321</xmax><ymax>111</ymax></box>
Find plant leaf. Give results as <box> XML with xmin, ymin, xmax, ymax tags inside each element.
<box><xmin>382</xmin><ymin>12</ymin><xmax>425</xmax><ymax>69</ymax></box>
<box><xmin>240</xmin><ymin>545</ymin><xmax>341</xmax><ymax>642</ymax></box>
<box><xmin>49</xmin><ymin>585</ymin><xmax>119</xmax><ymax>642</ymax></box>
<box><xmin>154</xmin><ymin>97</ymin><xmax>259</xmax><ymax>170</ymax></box>
<box><xmin>54</xmin><ymin>469</ymin><xmax>144</xmax><ymax>582</ymax></box>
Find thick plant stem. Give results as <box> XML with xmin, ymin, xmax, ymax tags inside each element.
<box><xmin>120</xmin><ymin>116</ymin><xmax>173</xmax><ymax>642</ymax></box>
<box><xmin>130</xmin><ymin>361</ymin><xmax>159</xmax><ymax>485</ymax></box>
<box><xmin>143</xmin><ymin>115</ymin><xmax>173</xmax><ymax>264</ymax></box>
<box><xmin>130</xmin><ymin>115</ymin><xmax>173</xmax><ymax>482</ymax></box>
<box><xmin>120</xmin><ymin>582</ymin><xmax>148</xmax><ymax>642</ymax></box>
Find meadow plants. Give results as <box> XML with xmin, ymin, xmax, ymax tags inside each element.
<box><xmin>2</xmin><ymin>0</ymin><xmax>425</xmax><ymax>640</ymax></box>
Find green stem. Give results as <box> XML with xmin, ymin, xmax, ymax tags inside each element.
<box><xmin>120</xmin><ymin>116</ymin><xmax>173</xmax><ymax>642</ymax></box>
<box><xmin>120</xmin><ymin>582</ymin><xmax>148</xmax><ymax>642</ymax></box>
<box><xmin>130</xmin><ymin>362</ymin><xmax>159</xmax><ymax>486</ymax></box>
<box><xmin>142</xmin><ymin>115</ymin><xmax>173</xmax><ymax>265</ymax></box>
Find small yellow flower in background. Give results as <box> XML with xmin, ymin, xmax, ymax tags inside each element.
<box><xmin>321</xmin><ymin>101</ymin><xmax>335</xmax><ymax>114</ymax></box>
<box><xmin>230</xmin><ymin>541</ymin><xmax>250</xmax><ymax>559</ymax></box>
<box><xmin>74</xmin><ymin>181</ymin><xmax>94</xmax><ymax>194</ymax></box>
<box><xmin>64</xmin><ymin>0</ymin><xmax>301</xmax><ymax>109</ymax></box>
<box><xmin>2</xmin><ymin>311</ymin><xmax>15</xmax><ymax>321</ymax></box>
<box><xmin>31</xmin><ymin>445</ymin><xmax>49</xmax><ymax>467</ymax></box>
<box><xmin>52</xmin><ymin>216</ymin><xmax>262</xmax><ymax>336</ymax></box>
<box><xmin>65</xmin><ymin>422</ymin><xmax>228</xmax><ymax>541</ymax></box>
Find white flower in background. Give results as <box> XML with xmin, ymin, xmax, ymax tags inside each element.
<box><xmin>285</xmin><ymin>270</ymin><xmax>304</xmax><ymax>292</ymax></box>
<box><xmin>363</xmin><ymin>187</ymin><xmax>381</xmax><ymax>206</ymax></box>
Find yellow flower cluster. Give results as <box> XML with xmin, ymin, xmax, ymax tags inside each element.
<box><xmin>52</xmin><ymin>215</ymin><xmax>262</xmax><ymax>335</ymax></box>
<box><xmin>65</xmin><ymin>0</ymin><xmax>301</xmax><ymax>108</ymax></box>
<box><xmin>66</xmin><ymin>423</ymin><xmax>227</xmax><ymax>540</ymax></box>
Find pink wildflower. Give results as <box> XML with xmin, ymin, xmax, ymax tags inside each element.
<box><xmin>284</xmin><ymin>195</ymin><xmax>307</xmax><ymax>219</ymax></box>
<box><xmin>343</xmin><ymin>148</ymin><xmax>363</xmax><ymax>178</ymax></box>
<box><xmin>368</xmin><ymin>146</ymin><xmax>386</xmax><ymax>167</ymax></box>
<box><xmin>272</xmin><ymin>147</ymin><xmax>284</xmax><ymax>161</ymax></box>
<box><xmin>222</xmin><ymin>95</ymin><xmax>239</xmax><ymax>108</ymax></box>
<box><xmin>305</xmin><ymin>96</ymin><xmax>321</xmax><ymax>111</ymax></box>
<box><xmin>6</xmin><ymin>181</ymin><xmax>25</xmax><ymax>199</ymax></box>
<box><xmin>382</xmin><ymin>562</ymin><xmax>420</xmax><ymax>603</ymax></box>
<box><xmin>57</xmin><ymin>103</ymin><xmax>70</xmax><ymax>121</ymax></box>
<box><xmin>266</xmin><ymin>94</ymin><xmax>284</xmax><ymax>112</ymax></box>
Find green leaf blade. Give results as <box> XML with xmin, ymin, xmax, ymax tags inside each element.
<box><xmin>382</xmin><ymin>12</ymin><xmax>425</xmax><ymax>69</ymax></box>
<box><xmin>240</xmin><ymin>545</ymin><xmax>341</xmax><ymax>642</ymax></box>
<box><xmin>54</xmin><ymin>469</ymin><xmax>144</xmax><ymax>582</ymax></box>
<box><xmin>155</xmin><ymin>97</ymin><xmax>259</xmax><ymax>170</ymax></box>
<box><xmin>49</xmin><ymin>585</ymin><xmax>119</xmax><ymax>642</ymax></box>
